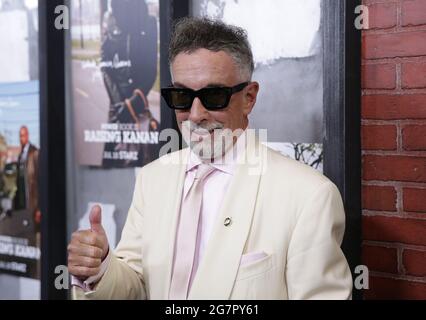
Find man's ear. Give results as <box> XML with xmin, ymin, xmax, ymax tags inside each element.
<box><xmin>243</xmin><ymin>81</ymin><xmax>259</xmax><ymax>116</ymax></box>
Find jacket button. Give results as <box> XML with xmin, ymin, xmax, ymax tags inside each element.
<box><xmin>224</xmin><ymin>217</ymin><xmax>232</xmax><ymax>227</ymax></box>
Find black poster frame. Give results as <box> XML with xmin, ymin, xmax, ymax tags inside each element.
<box><xmin>39</xmin><ymin>0</ymin><xmax>67</xmax><ymax>300</ymax></box>
<box><xmin>323</xmin><ymin>0</ymin><xmax>362</xmax><ymax>299</ymax></box>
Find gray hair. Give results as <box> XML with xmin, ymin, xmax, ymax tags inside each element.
<box><xmin>169</xmin><ymin>17</ymin><xmax>254</xmax><ymax>80</ymax></box>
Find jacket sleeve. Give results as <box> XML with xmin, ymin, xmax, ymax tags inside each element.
<box><xmin>72</xmin><ymin>171</ymin><xmax>147</xmax><ymax>300</ymax></box>
<box><xmin>285</xmin><ymin>181</ymin><xmax>353</xmax><ymax>300</ymax></box>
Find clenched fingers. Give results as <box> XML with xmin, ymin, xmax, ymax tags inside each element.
<box><xmin>68</xmin><ymin>254</ymin><xmax>102</xmax><ymax>268</ymax></box>
<box><xmin>71</xmin><ymin>230</ymin><xmax>104</xmax><ymax>249</ymax></box>
<box><xmin>68</xmin><ymin>265</ymin><xmax>101</xmax><ymax>278</ymax></box>
<box><xmin>67</xmin><ymin>242</ymin><xmax>103</xmax><ymax>259</ymax></box>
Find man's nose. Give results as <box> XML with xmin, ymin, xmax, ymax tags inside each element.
<box><xmin>188</xmin><ymin>97</ymin><xmax>210</xmax><ymax>124</ymax></box>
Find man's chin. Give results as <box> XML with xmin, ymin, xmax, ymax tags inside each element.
<box><xmin>190</xmin><ymin>143</ymin><xmax>219</xmax><ymax>161</ymax></box>
<box><xmin>190</xmin><ymin>129</ymin><xmax>215</xmax><ymax>141</ymax></box>
<box><xmin>190</xmin><ymin>141</ymin><xmax>235</xmax><ymax>162</ymax></box>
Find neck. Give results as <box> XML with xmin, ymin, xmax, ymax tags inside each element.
<box><xmin>210</xmin><ymin>127</ymin><xmax>247</xmax><ymax>164</ymax></box>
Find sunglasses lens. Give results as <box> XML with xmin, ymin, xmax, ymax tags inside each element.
<box><xmin>168</xmin><ymin>90</ymin><xmax>192</xmax><ymax>109</ymax></box>
<box><xmin>201</xmin><ymin>88</ymin><xmax>229</xmax><ymax>109</ymax></box>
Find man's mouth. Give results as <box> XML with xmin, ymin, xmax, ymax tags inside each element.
<box><xmin>189</xmin><ymin>129</ymin><xmax>222</xmax><ymax>144</ymax></box>
<box><xmin>192</xmin><ymin>128</ymin><xmax>219</xmax><ymax>136</ymax></box>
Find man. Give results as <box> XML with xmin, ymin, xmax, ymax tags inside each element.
<box><xmin>69</xmin><ymin>18</ymin><xmax>352</xmax><ymax>300</ymax></box>
<box><xmin>14</xmin><ymin>126</ymin><xmax>40</xmax><ymax>232</ymax></box>
<box><xmin>100</xmin><ymin>0</ymin><xmax>158</xmax><ymax>167</ymax></box>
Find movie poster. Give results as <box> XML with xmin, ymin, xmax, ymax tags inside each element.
<box><xmin>193</xmin><ymin>0</ymin><xmax>324</xmax><ymax>171</ymax></box>
<box><xmin>71</xmin><ymin>0</ymin><xmax>161</xmax><ymax>168</ymax></box>
<box><xmin>0</xmin><ymin>0</ymin><xmax>41</xmax><ymax>279</ymax></box>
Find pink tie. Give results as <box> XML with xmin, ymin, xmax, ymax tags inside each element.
<box><xmin>169</xmin><ymin>164</ymin><xmax>215</xmax><ymax>300</ymax></box>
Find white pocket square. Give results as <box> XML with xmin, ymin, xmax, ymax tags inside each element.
<box><xmin>240</xmin><ymin>251</ymin><xmax>268</xmax><ymax>266</ymax></box>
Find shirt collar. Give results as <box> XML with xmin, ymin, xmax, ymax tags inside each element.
<box><xmin>186</xmin><ymin>128</ymin><xmax>247</xmax><ymax>176</ymax></box>
<box><xmin>22</xmin><ymin>143</ymin><xmax>30</xmax><ymax>154</ymax></box>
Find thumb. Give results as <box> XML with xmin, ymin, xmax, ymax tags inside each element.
<box><xmin>89</xmin><ymin>205</ymin><xmax>105</xmax><ymax>235</ymax></box>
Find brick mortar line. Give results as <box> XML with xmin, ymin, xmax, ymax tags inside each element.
<box><xmin>362</xmin><ymin>56</ymin><xmax>426</xmax><ymax>64</ymax></box>
<box><xmin>362</xmin><ymin>88</ymin><xmax>426</xmax><ymax>94</ymax></box>
<box><xmin>362</xmin><ymin>210</ymin><xmax>399</xmax><ymax>216</ymax></box>
<box><xmin>363</xmin><ymin>212</ymin><xmax>426</xmax><ymax>219</ymax></box>
<box><xmin>363</xmin><ymin>57</ymin><xmax>426</xmax><ymax>65</ymax></box>
<box><xmin>396</xmin><ymin>0</ymin><xmax>402</xmax><ymax>30</ymax></box>
<box><xmin>362</xmin><ymin>25</ymin><xmax>426</xmax><ymax>35</ymax></box>
<box><xmin>397</xmin><ymin>121</ymin><xmax>403</xmax><ymax>152</ymax></box>
<box><xmin>396</xmin><ymin>184</ymin><xmax>403</xmax><ymax>212</ymax></box>
<box><xmin>362</xmin><ymin>209</ymin><xmax>426</xmax><ymax>221</ymax></box>
<box><xmin>362</xmin><ymin>150</ymin><xmax>426</xmax><ymax>156</ymax></box>
<box><xmin>362</xmin><ymin>180</ymin><xmax>426</xmax><ymax>187</ymax></box>
<box><xmin>363</xmin><ymin>206</ymin><xmax>426</xmax><ymax>213</ymax></box>
<box><xmin>363</xmin><ymin>240</ymin><xmax>426</xmax><ymax>251</ymax></box>
<box><xmin>404</xmin><ymin>212</ymin><xmax>426</xmax><ymax>219</ymax></box>
<box><xmin>362</xmin><ymin>119</ymin><xmax>426</xmax><ymax>125</ymax></box>
<box><xmin>368</xmin><ymin>271</ymin><xmax>426</xmax><ymax>283</ymax></box>
<box><xmin>362</xmin><ymin>180</ymin><xmax>426</xmax><ymax>186</ymax></box>
<box><xmin>397</xmin><ymin>247</ymin><xmax>405</xmax><ymax>274</ymax></box>
<box><xmin>362</xmin><ymin>210</ymin><xmax>426</xmax><ymax>219</ymax></box>
<box><xmin>396</xmin><ymin>62</ymin><xmax>402</xmax><ymax>90</ymax></box>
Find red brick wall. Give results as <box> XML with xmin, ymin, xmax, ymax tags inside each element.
<box><xmin>362</xmin><ymin>0</ymin><xmax>426</xmax><ymax>299</ymax></box>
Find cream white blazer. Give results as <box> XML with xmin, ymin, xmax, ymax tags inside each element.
<box><xmin>73</xmin><ymin>137</ymin><xmax>353</xmax><ymax>300</ymax></box>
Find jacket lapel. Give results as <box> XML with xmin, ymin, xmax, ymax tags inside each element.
<box><xmin>188</xmin><ymin>136</ymin><xmax>264</xmax><ymax>299</ymax></box>
<box><xmin>154</xmin><ymin>148</ymin><xmax>189</xmax><ymax>299</ymax></box>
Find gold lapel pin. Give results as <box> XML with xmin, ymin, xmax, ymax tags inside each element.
<box><xmin>224</xmin><ymin>217</ymin><xmax>232</xmax><ymax>227</ymax></box>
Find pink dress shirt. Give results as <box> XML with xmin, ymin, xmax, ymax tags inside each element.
<box><xmin>182</xmin><ymin>133</ymin><xmax>245</xmax><ymax>289</ymax></box>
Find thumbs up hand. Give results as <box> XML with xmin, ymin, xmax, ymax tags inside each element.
<box><xmin>88</xmin><ymin>205</ymin><xmax>109</xmax><ymax>254</ymax></box>
<box><xmin>68</xmin><ymin>205</ymin><xmax>109</xmax><ymax>280</ymax></box>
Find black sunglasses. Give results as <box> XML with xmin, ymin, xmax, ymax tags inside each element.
<box><xmin>161</xmin><ymin>82</ymin><xmax>249</xmax><ymax>110</ymax></box>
